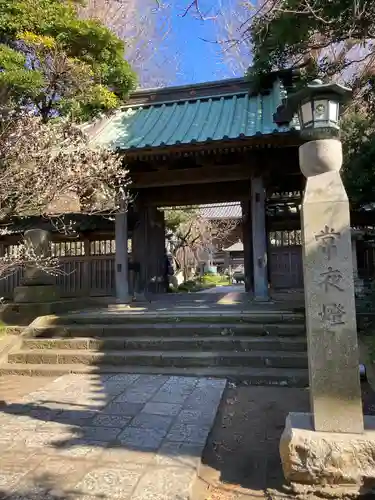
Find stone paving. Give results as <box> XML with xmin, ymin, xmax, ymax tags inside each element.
<box><xmin>0</xmin><ymin>373</ymin><xmax>226</xmax><ymax>500</ymax></box>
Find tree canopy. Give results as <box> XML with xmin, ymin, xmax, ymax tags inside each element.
<box><xmin>224</xmin><ymin>0</ymin><xmax>375</xmax><ymax>208</ymax></box>
<box><xmin>0</xmin><ymin>0</ymin><xmax>137</xmax><ymax>121</ymax></box>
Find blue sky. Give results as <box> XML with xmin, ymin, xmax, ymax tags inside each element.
<box><xmin>162</xmin><ymin>1</ymin><xmax>250</xmax><ymax>85</ymax></box>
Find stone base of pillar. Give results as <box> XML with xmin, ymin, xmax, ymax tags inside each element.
<box><xmin>107</xmin><ymin>303</ymin><xmax>132</xmax><ymax>311</ymax></box>
<box><xmin>132</xmin><ymin>292</ymin><xmax>148</xmax><ymax>302</ymax></box>
<box><xmin>280</xmin><ymin>412</ymin><xmax>375</xmax><ymax>496</ymax></box>
<box><xmin>253</xmin><ymin>296</ymin><xmax>273</xmax><ymax>303</ymax></box>
<box><xmin>13</xmin><ymin>284</ymin><xmax>60</xmax><ymax>303</ymax></box>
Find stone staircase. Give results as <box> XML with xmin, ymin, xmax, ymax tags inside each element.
<box><xmin>0</xmin><ymin>307</ymin><xmax>309</xmax><ymax>386</ymax></box>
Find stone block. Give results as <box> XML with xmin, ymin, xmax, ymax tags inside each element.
<box><xmin>0</xmin><ymin>298</ymin><xmax>103</xmax><ymax>325</ymax></box>
<box><xmin>13</xmin><ymin>284</ymin><xmax>60</xmax><ymax>304</ymax></box>
<box><xmin>22</xmin><ymin>229</ymin><xmax>55</xmax><ymax>286</ymax></box>
<box><xmin>280</xmin><ymin>412</ymin><xmax>375</xmax><ymax>496</ymax></box>
<box><xmin>131</xmin><ymin>466</ymin><xmax>195</xmax><ymax>500</ymax></box>
<box><xmin>141</xmin><ymin>402</ymin><xmax>183</xmax><ymax>416</ymax></box>
<box><xmin>117</xmin><ymin>427</ymin><xmax>167</xmax><ymax>451</ymax></box>
<box><xmin>74</xmin><ymin>465</ymin><xmax>145</xmax><ymax>497</ymax></box>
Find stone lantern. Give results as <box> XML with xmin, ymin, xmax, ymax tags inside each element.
<box><xmin>275</xmin><ymin>80</ymin><xmax>375</xmax><ymax>495</ymax></box>
<box><xmin>277</xmin><ymin>78</ymin><xmax>350</xmax><ymax>139</ymax></box>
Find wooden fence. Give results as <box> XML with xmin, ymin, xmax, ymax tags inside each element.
<box><xmin>0</xmin><ymin>237</ymin><xmax>117</xmax><ymax>300</ymax></box>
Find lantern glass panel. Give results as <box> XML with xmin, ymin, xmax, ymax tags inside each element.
<box><xmin>300</xmin><ymin>101</ymin><xmax>313</xmax><ymax>127</ymax></box>
<box><xmin>329</xmin><ymin>100</ymin><xmax>339</xmax><ymax>124</ymax></box>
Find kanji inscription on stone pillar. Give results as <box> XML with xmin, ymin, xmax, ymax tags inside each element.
<box><xmin>300</xmin><ymin>138</ymin><xmax>364</xmax><ymax>434</ymax></box>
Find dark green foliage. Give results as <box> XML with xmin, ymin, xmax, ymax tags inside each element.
<box><xmin>0</xmin><ymin>0</ymin><xmax>137</xmax><ymax>120</ymax></box>
<box><xmin>247</xmin><ymin>0</ymin><xmax>375</xmax><ymax>207</ymax></box>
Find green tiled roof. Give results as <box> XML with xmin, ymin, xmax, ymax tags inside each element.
<box><xmin>93</xmin><ymin>79</ymin><xmax>290</xmax><ymax>151</ymax></box>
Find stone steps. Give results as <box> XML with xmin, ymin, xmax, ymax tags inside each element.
<box><xmin>3</xmin><ymin>308</ymin><xmax>308</xmax><ymax>386</ymax></box>
<box><xmin>38</xmin><ymin>310</ymin><xmax>304</xmax><ymax>326</ymax></box>
<box><xmin>29</xmin><ymin>323</ymin><xmax>306</xmax><ymax>338</ymax></box>
<box><xmin>22</xmin><ymin>336</ymin><xmax>307</xmax><ymax>352</ymax></box>
<box><xmin>8</xmin><ymin>348</ymin><xmax>308</xmax><ymax>369</ymax></box>
<box><xmin>0</xmin><ymin>363</ymin><xmax>309</xmax><ymax>387</ymax></box>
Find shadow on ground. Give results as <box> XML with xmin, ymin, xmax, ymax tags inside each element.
<box><xmin>0</xmin><ymin>372</ymin><xmax>225</xmax><ymax>499</ymax></box>
<box><xmin>197</xmin><ymin>382</ymin><xmax>375</xmax><ymax>500</ymax></box>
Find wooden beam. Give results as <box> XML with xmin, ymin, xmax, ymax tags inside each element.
<box><xmin>130</xmin><ymin>163</ymin><xmax>252</xmax><ymax>188</ymax></box>
<box><xmin>133</xmin><ymin>180</ymin><xmax>251</xmax><ymax>207</ymax></box>
<box><xmin>123</xmin><ymin>135</ymin><xmax>302</xmax><ymax>160</ymax></box>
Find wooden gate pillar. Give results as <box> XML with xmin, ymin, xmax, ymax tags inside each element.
<box><xmin>132</xmin><ymin>203</ymin><xmax>166</xmax><ymax>295</ymax></box>
<box><xmin>251</xmin><ymin>177</ymin><xmax>269</xmax><ymax>300</ymax></box>
<box><xmin>241</xmin><ymin>200</ymin><xmax>253</xmax><ymax>293</ymax></box>
<box><xmin>115</xmin><ymin>208</ymin><xmax>130</xmax><ymax>303</ymax></box>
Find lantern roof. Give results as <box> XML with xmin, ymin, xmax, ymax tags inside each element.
<box><xmin>273</xmin><ymin>79</ymin><xmax>352</xmax><ymax>127</ymax></box>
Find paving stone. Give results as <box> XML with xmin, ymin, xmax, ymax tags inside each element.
<box><xmin>74</xmin><ymin>465</ymin><xmax>144</xmax><ymax>498</ymax></box>
<box><xmin>162</xmin><ymin>378</ymin><xmax>199</xmax><ymax>394</ymax></box>
<box><xmin>0</xmin><ymin>414</ymin><xmax>40</xmax><ymax>431</ymax></box>
<box><xmin>166</xmin><ymin>423</ymin><xmax>211</xmax><ymax>445</ymax></box>
<box><xmin>80</xmin><ymin>425</ymin><xmax>122</xmax><ymax>442</ymax></box>
<box><xmin>118</xmin><ymin>427</ymin><xmax>167</xmax><ymax>451</ymax></box>
<box><xmin>0</xmin><ymin>403</ymin><xmax>33</xmax><ymax>415</ymax></box>
<box><xmin>0</xmin><ymin>471</ymin><xmax>27</xmax><ymax>492</ymax></box>
<box><xmin>155</xmin><ymin>441</ymin><xmax>205</xmax><ymax>469</ymax></box>
<box><xmin>24</xmin><ymin>456</ymin><xmax>89</xmax><ymax>489</ymax></box>
<box><xmin>130</xmin><ymin>466</ymin><xmax>195</xmax><ymax>500</ymax></box>
<box><xmin>195</xmin><ymin>378</ymin><xmax>227</xmax><ymax>391</ymax></box>
<box><xmin>150</xmin><ymin>388</ymin><xmax>192</xmax><ymax>404</ymax></box>
<box><xmin>141</xmin><ymin>402</ymin><xmax>183</xmax><ymax>417</ymax></box>
<box><xmin>135</xmin><ymin>375</ymin><xmax>169</xmax><ymax>388</ymax></box>
<box><xmin>3</xmin><ymin>487</ymin><xmax>56</xmax><ymax>500</ymax></box>
<box><xmin>51</xmin><ymin>438</ymin><xmax>107</xmax><ymax>459</ymax></box>
<box><xmin>91</xmin><ymin>414</ymin><xmax>132</xmax><ymax>428</ymax></box>
<box><xmin>100</xmin><ymin>446</ymin><xmax>156</xmax><ymax>465</ymax></box>
<box><xmin>184</xmin><ymin>388</ymin><xmax>224</xmax><ymax>409</ymax></box>
<box><xmin>164</xmin><ymin>376</ymin><xmax>199</xmax><ymax>387</ymax></box>
<box><xmin>38</xmin><ymin>420</ymin><xmax>77</xmax><ymax>433</ymax></box>
<box><xmin>21</xmin><ymin>431</ymin><xmax>76</xmax><ymax>450</ymax></box>
<box><xmin>130</xmin><ymin>413</ymin><xmax>173</xmax><ymax>433</ymax></box>
<box><xmin>114</xmin><ymin>388</ymin><xmax>154</xmax><ymax>404</ymax></box>
<box><xmin>100</xmin><ymin>382</ymin><xmax>131</xmax><ymax>396</ymax></box>
<box><xmin>29</xmin><ymin>408</ymin><xmax>63</xmax><ymax>422</ymax></box>
<box><xmin>0</xmin><ymin>441</ymin><xmax>15</xmax><ymax>453</ymax></box>
<box><xmin>102</xmin><ymin>401</ymin><xmax>144</xmax><ymax>416</ymax></box>
<box><xmin>0</xmin><ymin>374</ymin><xmax>225</xmax><ymax>500</ymax></box>
<box><xmin>0</xmin><ymin>451</ymin><xmax>43</xmax><ymax>475</ymax></box>
<box><xmin>107</xmin><ymin>374</ymin><xmax>140</xmax><ymax>384</ymax></box>
<box><xmin>57</xmin><ymin>410</ymin><xmax>97</xmax><ymax>425</ymax></box>
<box><xmin>51</xmin><ymin>495</ymin><xmax>101</xmax><ymax>500</ymax></box>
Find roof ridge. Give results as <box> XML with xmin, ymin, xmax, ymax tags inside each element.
<box><xmin>133</xmin><ymin>77</ymin><xmax>247</xmax><ymax>95</ymax></box>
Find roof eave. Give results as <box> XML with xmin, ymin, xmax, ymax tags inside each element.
<box><xmin>119</xmin><ymin>130</ymin><xmax>302</xmax><ymax>158</ymax></box>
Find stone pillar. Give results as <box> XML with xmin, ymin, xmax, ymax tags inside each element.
<box><xmin>115</xmin><ymin>210</ymin><xmax>130</xmax><ymax>303</ymax></box>
<box><xmin>14</xmin><ymin>229</ymin><xmax>59</xmax><ymax>303</ymax></box>
<box><xmin>251</xmin><ymin>177</ymin><xmax>269</xmax><ymax>300</ymax></box>
<box><xmin>279</xmin><ymin>139</ymin><xmax>375</xmax><ymax>496</ymax></box>
<box><xmin>299</xmin><ymin>139</ymin><xmax>363</xmax><ymax>434</ymax></box>
<box><xmin>241</xmin><ymin>200</ymin><xmax>253</xmax><ymax>293</ymax></box>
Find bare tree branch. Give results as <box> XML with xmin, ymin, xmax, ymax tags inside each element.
<box><xmin>180</xmin><ymin>0</ymin><xmax>218</xmax><ymax>21</ymax></box>
<box><xmin>79</xmin><ymin>0</ymin><xmax>181</xmax><ymax>88</ymax></box>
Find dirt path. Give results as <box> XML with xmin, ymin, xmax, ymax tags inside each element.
<box><xmin>194</xmin><ymin>382</ymin><xmax>375</xmax><ymax>500</ymax></box>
